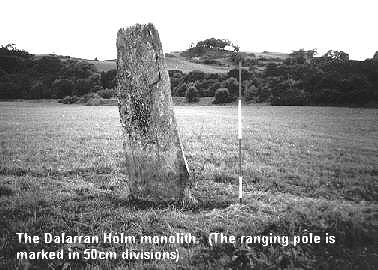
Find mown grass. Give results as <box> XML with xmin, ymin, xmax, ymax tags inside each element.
<box><xmin>0</xmin><ymin>101</ymin><xmax>377</xmax><ymax>269</ymax></box>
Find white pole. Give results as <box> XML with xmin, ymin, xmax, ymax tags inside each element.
<box><xmin>238</xmin><ymin>61</ymin><xmax>243</xmax><ymax>203</ymax></box>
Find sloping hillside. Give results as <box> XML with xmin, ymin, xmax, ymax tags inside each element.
<box><xmin>165</xmin><ymin>53</ymin><xmax>230</xmax><ymax>73</ymax></box>
<box><xmin>88</xmin><ymin>60</ymin><xmax>116</xmax><ymax>72</ymax></box>
<box><xmin>88</xmin><ymin>54</ymin><xmax>231</xmax><ymax>73</ymax></box>
<box><xmin>36</xmin><ymin>50</ymin><xmax>289</xmax><ymax>74</ymax></box>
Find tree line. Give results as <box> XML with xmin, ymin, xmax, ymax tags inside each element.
<box><xmin>174</xmin><ymin>47</ymin><xmax>378</xmax><ymax>106</ymax></box>
<box><xmin>264</xmin><ymin>50</ymin><xmax>378</xmax><ymax>106</ymax></box>
<box><xmin>1</xmin><ymin>43</ymin><xmax>377</xmax><ymax>107</ymax></box>
<box><xmin>0</xmin><ymin>44</ymin><xmax>116</xmax><ymax>100</ymax></box>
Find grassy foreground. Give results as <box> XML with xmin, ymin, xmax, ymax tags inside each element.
<box><xmin>0</xmin><ymin>101</ymin><xmax>377</xmax><ymax>269</ymax></box>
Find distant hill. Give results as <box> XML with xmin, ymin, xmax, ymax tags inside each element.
<box><xmin>253</xmin><ymin>51</ymin><xmax>289</xmax><ymax>60</ymax></box>
<box><xmin>35</xmin><ymin>50</ymin><xmax>289</xmax><ymax>74</ymax></box>
<box><xmin>88</xmin><ymin>60</ymin><xmax>116</xmax><ymax>73</ymax></box>
<box><xmin>87</xmin><ymin>53</ymin><xmax>231</xmax><ymax>73</ymax></box>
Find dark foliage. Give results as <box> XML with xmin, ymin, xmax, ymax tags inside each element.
<box><xmin>186</xmin><ymin>85</ymin><xmax>199</xmax><ymax>103</ymax></box>
<box><xmin>97</xmin><ymin>88</ymin><xmax>116</xmax><ymax>99</ymax></box>
<box><xmin>51</xmin><ymin>79</ymin><xmax>74</xmax><ymax>99</ymax></box>
<box><xmin>230</xmin><ymin>52</ymin><xmax>257</xmax><ymax>66</ymax></box>
<box><xmin>223</xmin><ymin>77</ymin><xmax>239</xmax><ymax>97</ymax></box>
<box><xmin>168</xmin><ymin>70</ymin><xmax>184</xmax><ymax>78</ymax></box>
<box><xmin>100</xmin><ymin>69</ymin><xmax>116</xmax><ymax>89</ymax></box>
<box><xmin>1</xmin><ymin>44</ymin><xmax>376</xmax><ymax>107</ymax></box>
<box><xmin>184</xmin><ymin>70</ymin><xmax>205</xmax><ymax>82</ymax></box>
<box><xmin>214</xmin><ymin>88</ymin><xmax>232</xmax><ymax>104</ymax></box>
<box><xmin>228</xmin><ymin>68</ymin><xmax>254</xmax><ymax>81</ymax></box>
<box><xmin>0</xmin><ymin>44</ymin><xmax>101</xmax><ymax>100</ymax></box>
<box><xmin>0</xmin><ymin>44</ymin><xmax>32</xmax><ymax>74</ymax></box>
<box><xmin>169</xmin><ymin>70</ymin><xmax>185</xmax><ymax>96</ymax></box>
<box><xmin>245</xmin><ymin>83</ymin><xmax>258</xmax><ymax>101</ymax></box>
<box><xmin>265</xmin><ymin>59</ymin><xmax>378</xmax><ymax>106</ymax></box>
<box><xmin>195</xmin><ymin>38</ymin><xmax>231</xmax><ymax>50</ymax></box>
<box><xmin>173</xmin><ymin>83</ymin><xmax>188</xmax><ymax>97</ymax></box>
<box><xmin>58</xmin><ymin>95</ymin><xmax>79</xmax><ymax>104</ymax></box>
<box><xmin>181</xmin><ymin>38</ymin><xmax>238</xmax><ymax>58</ymax></box>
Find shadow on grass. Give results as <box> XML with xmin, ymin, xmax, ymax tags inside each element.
<box><xmin>0</xmin><ymin>166</ymin><xmax>113</xmax><ymax>178</ymax></box>
<box><xmin>106</xmin><ymin>194</ymin><xmax>233</xmax><ymax>212</ymax></box>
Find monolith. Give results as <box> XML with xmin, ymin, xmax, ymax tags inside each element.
<box><xmin>116</xmin><ymin>23</ymin><xmax>194</xmax><ymax>203</ymax></box>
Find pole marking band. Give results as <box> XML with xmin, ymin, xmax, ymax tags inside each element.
<box><xmin>238</xmin><ymin>176</ymin><xmax>243</xmax><ymax>199</ymax></box>
<box><xmin>238</xmin><ymin>99</ymin><xmax>242</xmax><ymax>139</ymax></box>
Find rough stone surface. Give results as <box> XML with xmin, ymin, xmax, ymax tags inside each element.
<box><xmin>116</xmin><ymin>23</ymin><xmax>193</xmax><ymax>202</ymax></box>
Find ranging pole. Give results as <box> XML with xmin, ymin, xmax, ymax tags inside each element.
<box><xmin>238</xmin><ymin>61</ymin><xmax>243</xmax><ymax>204</ymax></box>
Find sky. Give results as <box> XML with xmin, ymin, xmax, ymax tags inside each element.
<box><xmin>1</xmin><ymin>0</ymin><xmax>377</xmax><ymax>60</ymax></box>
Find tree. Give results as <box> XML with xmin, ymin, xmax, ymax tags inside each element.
<box><xmin>185</xmin><ymin>85</ymin><xmax>199</xmax><ymax>103</ymax></box>
<box><xmin>173</xmin><ymin>83</ymin><xmax>188</xmax><ymax>97</ymax></box>
<box><xmin>72</xmin><ymin>78</ymin><xmax>92</xmax><ymax>96</ymax></box>
<box><xmin>322</xmin><ymin>50</ymin><xmax>349</xmax><ymax>64</ymax></box>
<box><xmin>101</xmin><ymin>69</ymin><xmax>117</xmax><ymax>89</ymax></box>
<box><xmin>33</xmin><ymin>56</ymin><xmax>63</xmax><ymax>76</ymax></box>
<box><xmin>286</xmin><ymin>49</ymin><xmax>317</xmax><ymax>65</ymax></box>
<box><xmin>51</xmin><ymin>79</ymin><xmax>74</xmax><ymax>99</ymax></box>
<box><xmin>182</xmin><ymin>38</ymin><xmax>238</xmax><ymax>57</ymax></box>
<box><xmin>245</xmin><ymin>84</ymin><xmax>258</xmax><ymax>101</ymax></box>
<box><xmin>0</xmin><ymin>44</ymin><xmax>33</xmax><ymax>74</ymax></box>
<box><xmin>228</xmin><ymin>68</ymin><xmax>253</xmax><ymax>81</ymax></box>
<box><xmin>63</xmin><ymin>60</ymin><xmax>96</xmax><ymax>79</ymax></box>
<box><xmin>184</xmin><ymin>70</ymin><xmax>205</xmax><ymax>82</ymax></box>
<box><xmin>373</xmin><ymin>51</ymin><xmax>378</xmax><ymax>61</ymax></box>
<box><xmin>223</xmin><ymin>77</ymin><xmax>239</xmax><ymax>98</ymax></box>
<box><xmin>195</xmin><ymin>38</ymin><xmax>231</xmax><ymax>50</ymax></box>
<box><xmin>97</xmin><ymin>88</ymin><xmax>116</xmax><ymax>99</ymax></box>
<box><xmin>214</xmin><ymin>88</ymin><xmax>232</xmax><ymax>103</ymax></box>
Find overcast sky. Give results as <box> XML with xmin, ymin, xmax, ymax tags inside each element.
<box><xmin>1</xmin><ymin>0</ymin><xmax>377</xmax><ymax>60</ymax></box>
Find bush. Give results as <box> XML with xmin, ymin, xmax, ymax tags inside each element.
<box><xmin>204</xmin><ymin>73</ymin><xmax>222</xmax><ymax>80</ymax></box>
<box><xmin>72</xmin><ymin>78</ymin><xmax>92</xmax><ymax>96</ymax></box>
<box><xmin>71</xmin><ymin>95</ymin><xmax>79</xmax><ymax>103</ymax></box>
<box><xmin>271</xmin><ymin>88</ymin><xmax>308</xmax><ymax>106</ymax></box>
<box><xmin>63</xmin><ymin>60</ymin><xmax>96</xmax><ymax>79</ymax></box>
<box><xmin>256</xmin><ymin>86</ymin><xmax>272</xmax><ymax>103</ymax></box>
<box><xmin>168</xmin><ymin>70</ymin><xmax>184</xmax><ymax>78</ymax></box>
<box><xmin>77</xmin><ymin>92</ymin><xmax>101</xmax><ymax>103</ymax></box>
<box><xmin>92</xmin><ymin>85</ymin><xmax>103</xmax><ymax>93</ymax></box>
<box><xmin>97</xmin><ymin>88</ymin><xmax>116</xmax><ymax>99</ymax></box>
<box><xmin>28</xmin><ymin>82</ymin><xmax>41</xmax><ymax>99</ymax></box>
<box><xmin>100</xmin><ymin>69</ymin><xmax>116</xmax><ymax>89</ymax></box>
<box><xmin>202</xmin><ymin>59</ymin><xmax>219</xmax><ymax>65</ymax></box>
<box><xmin>223</xmin><ymin>77</ymin><xmax>239</xmax><ymax>97</ymax></box>
<box><xmin>59</xmin><ymin>95</ymin><xmax>79</xmax><ymax>104</ymax></box>
<box><xmin>245</xmin><ymin>84</ymin><xmax>258</xmax><ymax>101</ymax></box>
<box><xmin>170</xmin><ymin>76</ymin><xmax>183</xmax><ymax>95</ymax></box>
<box><xmin>86</xmin><ymin>93</ymin><xmax>106</xmax><ymax>106</ymax></box>
<box><xmin>86</xmin><ymin>97</ymin><xmax>105</xmax><ymax>106</ymax></box>
<box><xmin>173</xmin><ymin>83</ymin><xmax>188</xmax><ymax>97</ymax></box>
<box><xmin>185</xmin><ymin>85</ymin><xmax>199</xmax><ymax>103</ymax></box>
<box><xmin>0</xmin><ymin>74</ymin><xmax>31</xmax><ymax>99</ymax></box>
<box><xmin>184</xmin><ymin>70</ymin><xmax>205</xmax><ymax>82</ymax></box>
<box><xmin>208</xmin><ymin>82</ymin><xmax>222</xmax><ymax>97</ymax></box>
<box><xmin>214</xmin><ymin>88</ymin><xmax>232</xmax><ymax>104</ymax></box>
<box><xmin>228</xmin><ymin>68</ymin><xmax>253</xmax><ymax>81</ymax></box>
<box><xmin>194</xmin><ymin>79</ymin><xmax>218</xmax><ymax>97</ymax></box>
<box><xmin>51</xmin><ymin>79</ymin><xmax>74</xmax><ymax>99</ymax></box>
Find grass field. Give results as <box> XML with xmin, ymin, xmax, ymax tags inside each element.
<box><xmin>0</xmin><ymin>101</ymin><xmax>377</xmax><ymax>269</ymax></box>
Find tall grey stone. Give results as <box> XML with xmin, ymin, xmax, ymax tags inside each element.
<box><xmin>116</xmin><ymin>23</ymin><xmax>194</xmax><ymax>203</ymax></box>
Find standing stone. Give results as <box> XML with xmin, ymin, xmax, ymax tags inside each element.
<box><xmin>116</xmin><ymin>23</ymin><xmax>194</xmax><ymax>203</ymax></box>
